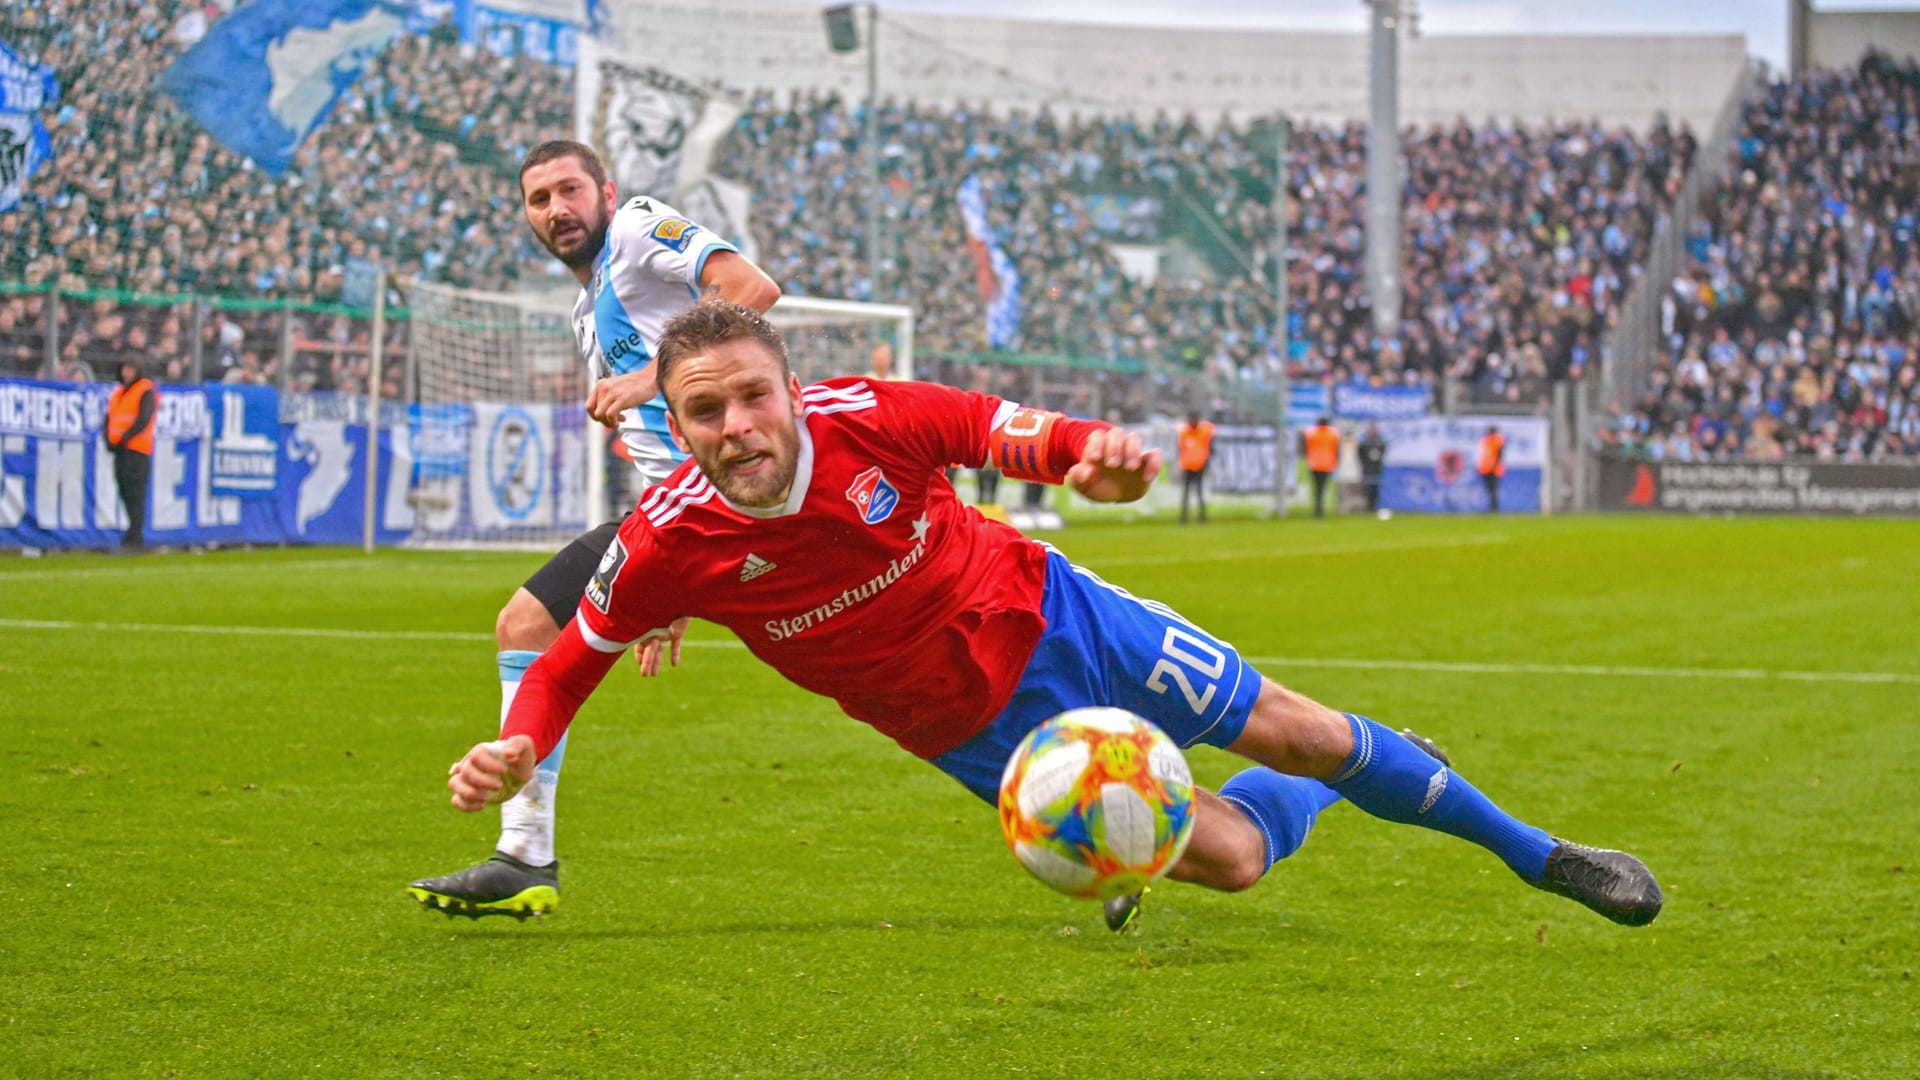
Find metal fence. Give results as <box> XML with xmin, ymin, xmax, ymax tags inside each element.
<box><xmin>0</xmin><ymin>282</ymin><xmax>411</xmax><ymax>400</ymax></box>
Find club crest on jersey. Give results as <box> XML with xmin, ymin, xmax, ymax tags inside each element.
<box><xmin>586</xmin><ymin>537</ymin><xmax>628</xmax><ymax>614</ymax></box>
<box><xmin>845</xmin><ymin>466</ymin><xmax>900</xmax><ymax>525</ymax></box>
<box><xmin>650</xmin><ymin>218</ymin><xmax>701</xmax><ymax>253</ymax></box>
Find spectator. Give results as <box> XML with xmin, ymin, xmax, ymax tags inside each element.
<box><xmin>1357</xmin><ymin>422</ymin><xmax>1387</xmax><ymax>514</ymax></box>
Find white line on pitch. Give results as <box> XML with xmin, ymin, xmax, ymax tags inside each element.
<box><xmin>1087</xmin><ymin>533</ymin><xmax>1511</xmax><ymax>568</ymax></box>
<box><xmin>0</xmin><ymin>617</ymin><xmax>494</xmax><ymax>641</ymax></box>
<box><xmin>1247</xmin><ymin>655</ymin><xmax>1920</xmax><ymax>686</ymax></box>
<box><xmin>0</xmin><ymin>617</ymin><xmax>1914</xmax><ymax>686</ymax></box>
<box><xmin>0</xmin><ymin>557</ymin><xmax>383</xmax><ymax>582</ymax></box>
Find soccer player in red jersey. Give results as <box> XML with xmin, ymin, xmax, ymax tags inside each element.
<box><xmin>442</xmin><ymin>301</ymin><xmax>1663</xmax><ymax>931</ymax></box>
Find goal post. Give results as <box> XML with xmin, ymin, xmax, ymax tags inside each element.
<box><xmin>403</xmin><ymin>280</ymin><xmax>915</xmax><ymax>542</ymax></box>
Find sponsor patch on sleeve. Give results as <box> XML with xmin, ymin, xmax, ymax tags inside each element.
<box><xmin>650</xmin><ymin>218</ymin><xmax>702</xmax><ymax>253</ymax></box>
<box><xmin>585</xmin><ymin>536</ymin><xmax>629</xmax><ymax>614</ymax></box>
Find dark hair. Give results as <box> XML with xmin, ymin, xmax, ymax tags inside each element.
<box><xmin>519</xmin><ymin>140</ymin><xmax>608</xmax><ymax>195</ymax></box>
<box><xmin>655</xmin><ymin>300</ymin><xmax>791</xmax><ymax>402</ymax></box>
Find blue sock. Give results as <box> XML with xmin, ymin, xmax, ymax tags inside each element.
<box><xmin>1218</xmin><ymin>768</ymin><xmax>1343</xmax><ymax>875</ymax></box>
<box><xmin>497</xmin><ymin>649</ymin><xmax>567</xmax><ymax>777</ymax></box>
<box><xmin>1325</xmin><ymin>714</ymin><xmax>1556</xmax><ymax>881</ymax></box>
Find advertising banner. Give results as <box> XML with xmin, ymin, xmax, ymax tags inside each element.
<box><xmin>1376</xmin><ymin>415</ymin><xmax>1548</xmax><ymax>514</ymax></box>
<box><xmin>1</xmin><ymin>380</ymin><xmax>586</xmax><ymax>549</ymax></box>
<box><xmin>1598</xmin><ymin>458</ymin><xmax>1920</xmax><ymax>516</ymax></box>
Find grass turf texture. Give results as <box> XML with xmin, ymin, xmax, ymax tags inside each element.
<box><xmin>2</xmin><ymin>515</ymin><xmax>1915</xmax><ymax>1078</ymax></box>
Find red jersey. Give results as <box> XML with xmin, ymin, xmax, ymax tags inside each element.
<box><xmin>507</xmin><ymin>378</ymin><xmax>1102</xmax><ymax>761</ymax></box>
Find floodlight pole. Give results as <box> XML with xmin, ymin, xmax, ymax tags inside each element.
<box><xmin>865</xmin><ymin>2</ymin><xmax>883</xmax><ymax>302</ymax></box>
<box><xmin>1365</xmin><ymin>0</ymin><xmax>1403</xmax><ymax>341</ymax></box>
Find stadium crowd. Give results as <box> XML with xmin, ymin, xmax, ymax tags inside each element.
<box><xmin>716</xmin><ymin>91</ymin><xmax>1690</xmax><ymax>410</ymax></box>
<box><xmin>1609</xmin><ymin>52</ymin><xmax>1920</xmax><ymax>461</ymax></box>
<box><xmin>4</xmin><ymin>3</ymin><xmax>1917</xmax><ymax>459</ymax></box>
<box><xmin>3</xmin><ymin>0</ymin><xmax>1684</xmax><ymax>409</ymax></box>
<box><xmin>0</xmin><ymin>0</ymin><xmax>557</xmax><ymax>389</ymax></box>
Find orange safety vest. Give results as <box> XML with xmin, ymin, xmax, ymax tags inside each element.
<box><xmin>107</xmin><ymin>378</ymin><xmax>157</xmax><ymax>455</ymax></box>
<box><xmin>1478</xmin><ymin>432</ymin><xmax>1506</xmax><ymax>477</ymax></box>
<box><xmin>1304</xmin><ymin>424</ymin><xmax>1339</xmax><ymax>473</ymax></box>
<box><xmin>1177</xmin><ymin>421</ymin><xmax>1214</xmax><ymax>472</ymax></box>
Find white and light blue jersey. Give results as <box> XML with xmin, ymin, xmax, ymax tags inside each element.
<box><xmin>571</xmin><ymin>195</ymin><xmax>739</xmax><ymax>484</ymax></box>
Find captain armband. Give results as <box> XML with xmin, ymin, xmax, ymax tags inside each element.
<box><xmin>987</xmin><ymin>406</ymin><xmax>1065</xmax><ymax>483</ymax></box>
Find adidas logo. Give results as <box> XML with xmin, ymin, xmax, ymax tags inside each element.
<box><xmin>1419</xmin><ymin>768</ymin><xmax>1449</xmax><ymax>815</ymax></box>
<box><xmin>739</xmin><ymin>553</ymin><xmax>778</xmax><ymax>582</ymax></box>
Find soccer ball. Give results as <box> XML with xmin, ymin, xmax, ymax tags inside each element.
<box><xmin>997</xmin><ymin>707</ymin><xmax>1196</xmax><ymax>900</ymax></box>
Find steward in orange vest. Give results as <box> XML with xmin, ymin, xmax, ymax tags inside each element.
<box><xmin>1478</xmin><ymin>426</ymin><xmax>1505</xmax><ymax>514</ymax></box>
<box><xmin>1177</xmin><ymin>411</ymin><xmax>1215</xmax><ymax>524</ymax></box>
<box><xmin>1302</xmin><ymin>417</ymin><xmax>1340</xmax><ymax>519</ymax></box>
<box><xmin>106</xmin><ymin>361</ymin><xmax>157</xmax><ymax>549</ymax></box>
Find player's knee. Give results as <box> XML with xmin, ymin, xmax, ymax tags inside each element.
<box><xmin>1232</xmin><ymin>678</ymin><xmax>1353</xmax><ymax>778</ymax></box>
<box><xmin>496</xmin><ymin>589</ymin><xmax>562</xmax><ymax>652</ymax></box>
<box><xmin>1174</xmin><ymin>833</ymin><xmax>1266</xmax><ymax>893</ymax></box>
<box><xmin>1172</xmin><ymin>792</ymin><xmax>1270</xmax><ymax>893</ymax></box>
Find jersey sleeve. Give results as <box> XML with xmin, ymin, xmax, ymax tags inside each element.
<box><xmin>574</xmin><ymin>515</ymin><xmax>684</xmax><ymax>652</ymax></box>
<box><xmin>609</xmin><ymin>195</ymin><xmax>740</xmax><ymax>294</ymax></box>
<box><xmin>502</xmin><ymin>513</ymin><xmax>685</xmax><ymax>761</ymax></box>
<box><xmin>855</xmin><ymin>379</ymin><xmax>1109</xmax><ymax>482</ymax></box>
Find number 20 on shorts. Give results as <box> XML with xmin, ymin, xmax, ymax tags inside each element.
<box><xmin>1146</xmin><ymin>627</ymin><xmax>1226</xmax><ymax>715</ymax></box>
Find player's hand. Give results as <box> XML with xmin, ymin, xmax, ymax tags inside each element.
<box><xmin>586</xmin><ymin>369</ymin><xmax>660</xmax><ymax>426</ymax></box>
<box><xmin>447</xmin><ymin>735</ymin><xmax>537</xmax><ymax>812</ymax></box>
<box><xmin>1066</xmin><ymin>428</ymin><xmax>1161</xmax><ymax>503</ymax></box>
<box><xmin>632</xmin><ymin>617</ymin><xmax>689</xmax><ymax>676</ymax></box>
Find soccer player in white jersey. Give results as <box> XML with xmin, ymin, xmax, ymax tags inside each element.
<box><xmin>407</xmin><ymin>141</ymin><xmax>779</xmax><ymax>919</ymax></box>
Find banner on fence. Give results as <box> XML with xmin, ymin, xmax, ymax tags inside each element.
<box><xmin>1598</xmin><ymin>458</ymin><xmax>1920</xmax><ymax>516</ymax></box>
<box><xmin>1333</xmin><ymin>383</ymin><xmax>1430</xmax><ymax>421</ymax></box>
<box><xmin>1</xmin><ymin>379</ymin><xmax>587</xmax><ymax>549</ymax></box>
<box><xmin>1376</xmin><ymin>415</ymin><xmax>1548</xmax><ymax>514</ymax></box>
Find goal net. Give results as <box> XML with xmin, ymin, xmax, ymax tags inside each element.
<box><xmin>402</xmin><ymin>280</ymin><xmax>588</xmax><ymax>548</ymax></box>
<box><xmin>402</xmin><ymin>281</ymin><xmax>913</xmax><ymax>547</ymax></box>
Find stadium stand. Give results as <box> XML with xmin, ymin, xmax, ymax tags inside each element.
<box><xmin>3</xmin><ymin>1</ymin><xmax>1708</xmax><ymax>435</ymax></box>
<box><xmin>1609</xmin><ymin>53</ymin><xmax>1920</xmax><ymax>462</ymax></box>
<box><xmin>717</xmin><ymin>91</ymin><xmax>1691</xmax><ymax>401</ymax></box>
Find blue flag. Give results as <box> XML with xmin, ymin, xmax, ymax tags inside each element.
<box><xmin>0</xmin><ymin>38</ymin><xmax>59</xmax><ymax>212</ymax></box>
<box><xmin>160</xmin><ymin>0</ymin><xmax>407</xmax><ymax>176</ymax></box>
<box><xmin>956</xmin><ymin>175</ymin><xmax>1024</xmax><ymax>350</ymax></box>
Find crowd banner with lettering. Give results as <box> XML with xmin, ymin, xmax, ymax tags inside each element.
<box><xmin>1376</xmin><ymin>415</ymin><xmax>1548</xmax><ymax>514</ymax></box>
<box><xmin>1</xmin><ymin>37</ymin><xmax>60</xmax><ymax>213</ymax></box>
<box><xmin>1598</xmin><ymin>457</ymin><xmax>1920</xmax><ymax>516</ymax></box>
<box><xmin>0</xmin><ymin>378</ymin><xmax>285</xmax><ymax>547</ymax></box>
<box><xmin>1333</xmin><ymin>383</ymin><xmax>1431</xmax><ymax>421</ymax></box>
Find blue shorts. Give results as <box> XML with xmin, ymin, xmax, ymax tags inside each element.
<box><xmin>931</xmin><ymin>548</ymin><xmax>1262</xmax><ymax>804</ymax></box>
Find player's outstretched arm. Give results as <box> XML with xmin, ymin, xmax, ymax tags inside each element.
<box><xmin>1066</xmin><ymin>427</ymin><xmax>1161</xmax><ymax>503</ymax></box>
<box><xmin>447</xmin><ymin>736</ymin><xmax>537</xmax><ymax>812</ymax></box>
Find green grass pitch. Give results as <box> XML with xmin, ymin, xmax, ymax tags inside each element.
<box><xmin>3</xmin><ymin>514</ymin><xmax>1916</xmax><ymax>1078</ymax></box>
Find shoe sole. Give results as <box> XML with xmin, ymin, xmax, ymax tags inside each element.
<box><xmin>1104</xmin><ymin>886</ymin><xmax>1148</xmax><ymax>933</ymax></box>
<box><xmin>405</xmin><ymin>883</ymin><xmax>559</xmax><ymax>921</ymax></box>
